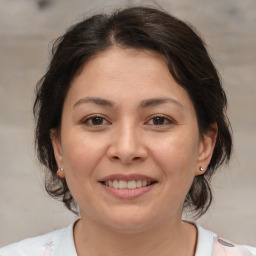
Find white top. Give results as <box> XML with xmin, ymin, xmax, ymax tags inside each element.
<box><xmin>0</xmin><ymin>222</ymin><xmax>255</xmax><ymax>256</ymax></box>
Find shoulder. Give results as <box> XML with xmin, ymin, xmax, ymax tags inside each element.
<box><xmin>194</xmin><ymin>222</ymin><xmax>256</xmax><ymax>256</ymax></box>
<box><xmin>0</xmin><ymin>223</ymin><xmax>76</xmax><ymax>256</ymax></box>
<box><xmin>212</xmin><ymin>237</ymin><xmax>256</xmax><ymax>256</ymax></box>
<box><xmin>0</xmin><ymin>228</ymin><xmax>62</xmax><ymax>256</ymax></box>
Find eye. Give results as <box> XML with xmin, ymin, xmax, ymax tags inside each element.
<box><xmin>145</xmin><ymin>115</ymin><xmax>173</xmax><ymax>126</ymax></box>
<box><xmin>82</xmin><ymin>115</ymin><xmax>111</xmax><ymax>126</ymax></box>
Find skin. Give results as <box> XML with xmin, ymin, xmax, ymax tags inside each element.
<box><xmin>52</xmin><ymin>47</ymin><xmax>217</xmax><ymax>256</ymax></box>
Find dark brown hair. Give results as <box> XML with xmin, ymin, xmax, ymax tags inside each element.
<box><xmin>34</xmin><ymin>6</ymin><xmax>232</xmax><ymax>217</ymax></box>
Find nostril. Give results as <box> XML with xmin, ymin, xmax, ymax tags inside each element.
<box><xmin>37</xmin><ymin>0</ymin><xmax>53</xmax><ymax>10</ymax></box>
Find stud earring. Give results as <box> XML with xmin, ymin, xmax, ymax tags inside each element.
<box><xmin>58</xmin><ymin>167</ymin><xmax>64</xmax><ymax>173</ymax></box>
<box><xmin>199</xmin><ymin>166</ymin><xmax>204</xmax><ymax>172</ymax></box>
<box><xmin>57</xmin><ymin>167</ymin><xmax>65</xmax><ymax>178</ymax></box>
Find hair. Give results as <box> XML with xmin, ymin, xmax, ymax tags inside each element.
<box><xmin>33</xmin><ymin>6</ymin><xmax>232</xmax><ymax>217</ymax></box>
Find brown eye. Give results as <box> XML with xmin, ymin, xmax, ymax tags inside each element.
<box><xmin>91</xmin><ymin>116</ymin><xmax>104</xmax><ymax>125</ymax></box>
<box><xmin>82</xmin><ymin>115</ymin><xmax>110</xmax><ymax>126</ymax></box>
<box><xmin>152</xmin><ymin>117</ymin><xmax>166</xmax><ymax>125</ymax></box>
<box><xmin>146</xmin><ymin>115</ymin><xmax>173</xmax><ymax>126</ymax></box>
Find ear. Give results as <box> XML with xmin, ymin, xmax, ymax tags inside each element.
<box><xmin>195</xmin><ymin>123</ymin><xmax>218</xmax><ymax>176</ymax></box>
<box><xmin>50</xmin><ymin>129</ymin><xmax>65</xmax><ymax>178</ymax></box>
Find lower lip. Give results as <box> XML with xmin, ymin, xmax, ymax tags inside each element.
<box><xmin>101</xmin><ymin>184</ymin><xmax>156</xmax><ymax>199</ymax></box>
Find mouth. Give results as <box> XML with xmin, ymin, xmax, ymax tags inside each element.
<box><xmin>98</xmin><ymin>174</ymin><xmax>158</xmax><ymax>199</ymax></box>
<box><xmin>99</xmin><ymin>180</ymin><xmax>158</xmax><ymax>189</ymax></box>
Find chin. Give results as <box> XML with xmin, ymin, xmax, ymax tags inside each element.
<box><xmin>101</xmin><ymin>208</ymin><xmax>163</xmax><ymax>234</ymax></box>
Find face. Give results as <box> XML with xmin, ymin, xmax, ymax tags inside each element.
<box><xmin>52</xmin><ymin>47</ymin><xmax>216</xmax><ymax>233</ymax></box>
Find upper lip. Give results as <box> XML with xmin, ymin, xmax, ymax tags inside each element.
<box><xmin>99</xmin><ymin>174</ymin><xmax>158</xmax><ymax>182</ymax></box>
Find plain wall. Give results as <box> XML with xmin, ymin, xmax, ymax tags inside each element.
<box><xmin>0</xmin><ymin>0</ymin><xmax>255</xmax><ymax>247</ymax></box>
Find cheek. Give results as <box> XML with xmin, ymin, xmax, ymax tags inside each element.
<box><xmin>59</xmin><ymin>131</ymin><xmax>109</xmax><ymax>211</ymax></box>
<box><xmin>61</xmin><ymin>130</ymin><xmax>107</xmax><ymax>180</ymax></box>
<box><xmin>151</xmin><ymin>131</ymin><xmax>199</xmax><ymax>171</ymax></box>
<box><xmin>149</xmin><ymin>132</ymin><xmax>199</xmax><ymax>194</ymax></box>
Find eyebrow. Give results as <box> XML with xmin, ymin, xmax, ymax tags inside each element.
<box><xmin>73</xmin><ymin>97</ymin><xmax>183</xmax><ymax>109</ymax></box>
<box><xmin>73</xmin><ymin>97</ymin><xmax>114</xmax><ymax>108</ymax></box>
<box><xmin>139</xmin><ymin>98</ymin><xmax>183</xmax><ymax>109</ymax></box>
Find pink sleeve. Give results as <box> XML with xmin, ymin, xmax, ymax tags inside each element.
<box><xmin>44</xmin><ymin>241</ymin><xmax>53</xmax><ymax>256</ymax></box>
<box><xmin>212</xmin><ymin>237</ymin><xmax>255</xmax><ymax>256</ymax></box>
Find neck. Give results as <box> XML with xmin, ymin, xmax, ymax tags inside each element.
<box><xmin>74</xmin><ymin>215</ymin><xmax>197</xmax><ymax>256</ymax></box>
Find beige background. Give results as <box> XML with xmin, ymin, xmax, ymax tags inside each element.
<box><xmin>0</xmin><ymin>0</ymin><xmax>255</xmax><ymax>247</ymax></box>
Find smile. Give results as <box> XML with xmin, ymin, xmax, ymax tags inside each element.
<box><xmin>99</xmin><ymin>175</ymin><xmax>158</xmax><ymax>199</ymax></box>
<box><xmin>101</xmin><ymin>180</ymin><xmax>156</xmax><ymax>189</ymax></box>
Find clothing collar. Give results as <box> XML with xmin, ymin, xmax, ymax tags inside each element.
<box><xmin>53</xmin><ymin>220</ymin><xmax>216</xmax><ymax>256</ymax></box>
<box><xmin>54</xmin><ymin>221</ymin><xmax>78</xmax><ymax>256</ymax></box>
<box><xmin>194</xmin><ymin>222</ymin><xmax>216</xmax><ymax>256</ymax></box>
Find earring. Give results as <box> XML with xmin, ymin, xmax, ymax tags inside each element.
<box><xmin>58</xmin><ymin>167</ymin><xmax>64</xmax><ymax>173</ymax></box>
<box><xmin>57</xmin><ymin>167</ymin><xmax>65</xmax><ymax>178</ymax></box>
<box><xmin>199</xmin><ymin>166</ymin><xmax>204</xmax><ymax>172</ymax></box>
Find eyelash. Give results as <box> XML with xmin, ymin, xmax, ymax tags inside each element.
<box><xmin>82</xmin><ymin>115</ymin><xmax>111</xmax><ymax>126</ymax></box>
<box><xmin>81</xmin><ymin>114</ymin><xmax>174</xmax><ymax>127</ymax></box>
<box><xmin>145</xmin><ymin>115</ymin><xmax>174</xmax><ymax>126</ymax></box>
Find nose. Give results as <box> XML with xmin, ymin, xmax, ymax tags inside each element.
<box><xmin>107</xmin><ymin>123</ymin><xmax>148</xmax><ymax>164</ymax></box>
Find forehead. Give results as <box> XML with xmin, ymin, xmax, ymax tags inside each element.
<box><xmin>67</xmin><ymin>47</ymin><xmax>193</xmax><ymax>109</ymax></box>
<box><xmin>76</xmin><ymin>47</ymin><xmax>169</xmax><ymax>83</ymax></box>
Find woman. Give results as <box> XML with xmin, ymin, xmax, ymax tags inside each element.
<box><xmin>1</xmin><ymin>6</ymin><xmax>255</xmax><ymax>256</ymax></box>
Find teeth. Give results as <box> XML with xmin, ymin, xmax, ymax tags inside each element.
<box><xmin>104</xmin><ymin>180</ymin><xmax>154</xmax><ymax>189</ymax></box>
<box><xmin>136</xmin><ymin>180</ymin><xmax>142</xmax><ymax>187</ymax></box>
<box><xmin>127</xmin><ymin>180</ymin><xmax>136</xmax><ymax>189</ymax></box>
<box><xmin>113</xmin><ymin>180</ymin><xmax>119</xmax><ymax>189</ymax></box>
<box><xmin>119</xmin><ymin>180</ymin><xmax>127</xmax><ymax>189</ymax></box>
